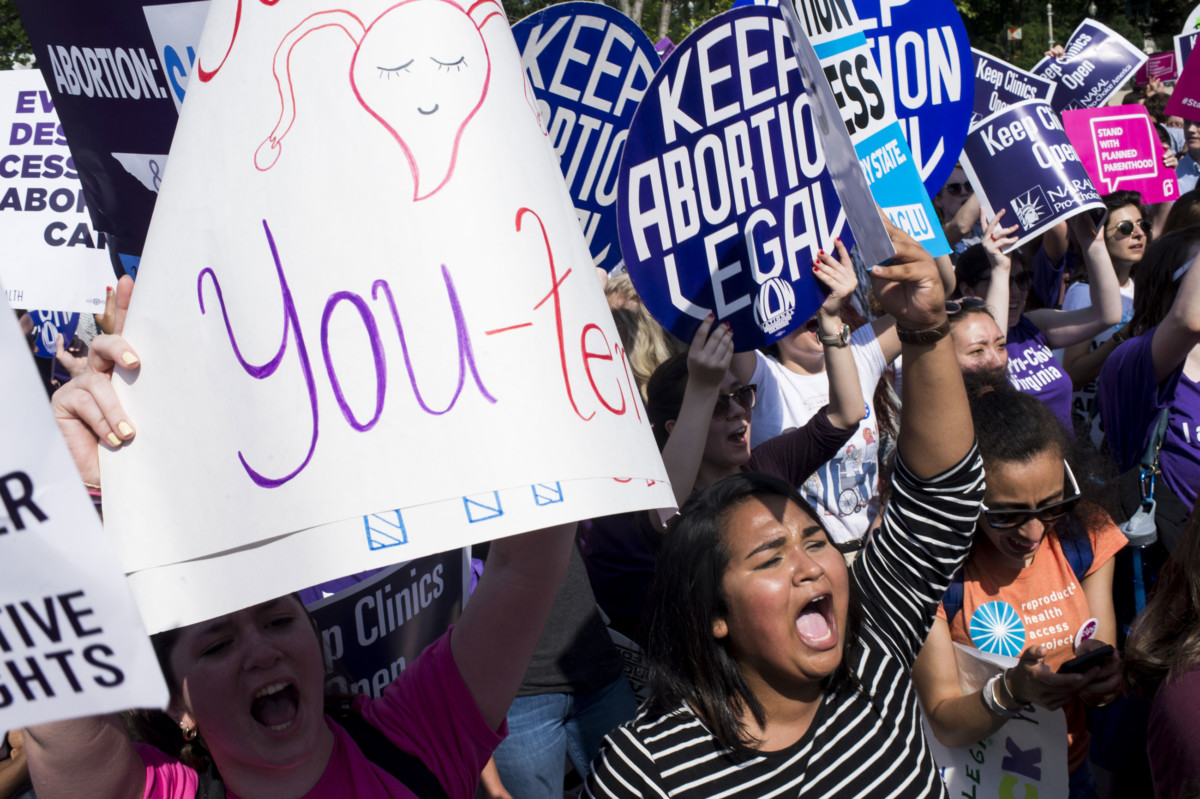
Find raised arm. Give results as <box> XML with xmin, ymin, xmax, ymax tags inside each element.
<box><xmin>659</xmin><ymin>316</ymin><xmax>734</xmax><ymax>508</ymax></box>
<box><xmin>451</xmin><ymin>521</ymin><xmax>576</xmax><ymax>731</ymax></box>
<box><xmin>980</xmin><ymin>210</ymin><xmax>1018</xmax><ymax>321</ymax></box>
<box><xmin>870</xmin><ymin>219</ymin><xmax>972</xmax><ymax>476</ymax></box>
<box><xmin>1151</xmin><ymin>255</ymin><xmax>1200</xmax><ymax>383</ymax></box>
<box><xmin>815</xmin><ymin>240</ymin><xmax>866</xmax><ymax>431</ymax></box>
<box><xmin>1026</xmin><ymin>214</ymin><xmax>1124</xmax><ymax>348</ymax></box>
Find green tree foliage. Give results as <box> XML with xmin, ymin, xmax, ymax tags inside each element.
<box><xmin>0</xmin><ymin>0</ymin><xmax>33</xmax><ymax>70</ymax></box>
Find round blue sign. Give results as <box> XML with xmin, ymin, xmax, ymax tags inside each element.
<box><xmin>969</xmin><ymin>600</ymin><xmax>1026</xmax><ymax>658</ymax></box>
<box><xmin>617</xmin><ymin>6</ymin><xmax>852</xmax><ymax>352</ymax></box>
<box><xmin>513</xmin><ymin>2</ymin><xmax>659</xmax><ymax>274</ymax></box>
<box><xmin>852</xmin><ymin>0</ymin><xmax>974</xmax><ymax>197</ymax></box>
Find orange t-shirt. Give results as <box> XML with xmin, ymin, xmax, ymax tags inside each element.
<box><xmin>937</xmin><ymin>513</ymin><xmax>1126</xmax><ymax>771</ymax></box>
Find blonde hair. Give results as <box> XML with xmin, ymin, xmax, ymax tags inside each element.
<box><xmin>605</xmin><ymin>276</ymin><xmax>686</xmax><ymax>401</ymax></box>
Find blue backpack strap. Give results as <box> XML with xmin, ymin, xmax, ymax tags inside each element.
<box><xmin>1059</xmin><ymin>531</ymin><xmax>1094</xmax><ymax>583</ymax></box>
<box><xmin>941</xmin><ymin>569</ymin><xmax>965</xmax><ymax>626</ymax></box>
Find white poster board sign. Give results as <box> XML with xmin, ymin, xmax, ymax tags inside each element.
<box><xmin>923</xmin><ymin>644</ymin><xmax>1070</xmax><ymax>798</ymax></box>
<box><xmin>0</xmin><ymin>70</ymin><xmax>111</xmax><ymax>313</ymax></box>
<box><xmin>100</xmin><ymin>0</ymin><xmax>673</xmax><ymax>631</ymax></box>
<box><xmin>0</xmin><ymin>276</ymin><xmax>167</xmax><ymax>729</ymax></box>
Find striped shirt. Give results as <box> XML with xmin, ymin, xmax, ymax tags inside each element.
<box><xmin>585</xmin><ymin>447</ymin><xmax>984</xmax><ymax>798</ymax></box>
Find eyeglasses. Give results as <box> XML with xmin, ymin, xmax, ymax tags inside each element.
<box><xmin>946</xmin><ymin>297</ymin><xmax>989</xmax><ymax>316</ymax></box>
<box><xmin>1107</xmin><ymin>218</ymin><xmax>1149</xmax><ymax>236</ymax></box>
<box><xmin>714</xmin><ymin>384</ymin><xmax>757</xmax><ymax>417</ymax></box>
<box><xmin>981</xmin><ymin>461</ymin><xmax>1081</xmax><ymax>529</ymax></box>
<box><xmin>943</xmin><ymin>181</ymin><xmax>974</xmax><ymax>196</ymax></box>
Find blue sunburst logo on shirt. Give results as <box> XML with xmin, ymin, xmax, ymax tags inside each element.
<box><xmin>969</xmin><ymin>601</ymin><xmax>1026</xmax><ymax>657</ymax></box>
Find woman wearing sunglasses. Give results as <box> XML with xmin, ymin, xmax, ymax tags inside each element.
<box><xmin>913</xmin><ymin>379</ymin><xmax>1125</xmax><ymax>799</ymax></box>
<box><xmin>955</xmin><ymin>212</ymin><xmax>1123</xmax><ymax>434</ymax></box>
<box><xmin>933</xmin><ymin>163</ymin><xmax>982</xmax><ymax>259</ymax></box>
<box><xmin>1061</xmin><ymin>192</ymin><xmax>1148</xmax><ymax>448</ymax></box>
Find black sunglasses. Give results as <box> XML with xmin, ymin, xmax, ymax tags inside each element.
<box><xmin>1108</xmin><ymin>218</ymin><xmax>1149</xmax><ymax>236</ymax></box>
<box><xmin>714</xmin><ymin>384</ymin><xmax>756</xmax><ymax>417</ymax></box>
<box><xmin>1010</xmin><ymin>271</ymin><xmax>1032</xmax><ymax>291</ymax></box>
<box><xmin>946</xmin><ymin>297</ymin><xmax>989</xmax><ymax>316</ymax></box>
<box><xmin>981</xmin><ymin>461</ymin><xmax>1081</xmax><ymax>529</ymax></box>
<box><xmin>944</xmin><ymin>181</ymin><xmax>974</xmax><ymax>196</ymax></box>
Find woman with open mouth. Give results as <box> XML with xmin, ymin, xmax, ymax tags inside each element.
<box><xmin>586</xmin><ymin>221</ymin><xmax>986</xmax><ymax>798</ymax></box>
<box><xmin>22</xmin><ymin>278</ymin><xmax>577</xmax><ymax>799</ymax></box>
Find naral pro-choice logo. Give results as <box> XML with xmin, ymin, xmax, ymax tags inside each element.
<box><xmin>753</xmin><ymin>276</ymin><xmax>797</xmax><ymax>335</ymax></box>
<box><xmin>1010</xmin><ymin>185</ymin><xmax>1051</xmax><ymax>228</ymax></box>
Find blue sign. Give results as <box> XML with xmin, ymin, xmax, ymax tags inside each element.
<box><xmin>30</xmin><ymin>309</ymin><xmax>79</xmax><ymax>357</ymax></box>
<box><xmin>617</xmin><ymin>6</ymin><xmax>852</xmax><ymax>352</ymax></box>
<box><xmin>853</xmin><ymin>0</ymin><xmax>973</xmax><ymax>199</ymax></box>
<box><xmin>1175</xmin><ymin>31</ymin><xmax>1199</xmax><ymax>71</ymax></box>
<box><xmin>1032</xmin><ymin>19</ymin><xmax>1148</xmax><ymax>113</ymax></box>
<box><xmin>513</xmin><ymin>3</ymin><xmax>658</xmax><ymax>274</ymax></box>
<box><xmin>961</xmin><ymin>100</ymin><xmax>1104</xmax><ymax>252</ymax></box>
<box><xmin>971</xmin><ymin>49</ymin><xmax>1057</xmax><ymax>128</ymax></box>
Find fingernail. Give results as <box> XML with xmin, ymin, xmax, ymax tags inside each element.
<box><xmin>118</xmin><ymin>421</ymin><xmax>134</xmax><ymax>437</ymax></box>
<box><xmin>106</xmin><ymin>286</ymin><xmax>113</xmax><ymax>293</ymax></box>
<box><xmin>706</xmin><ymin>312</ymin><xmax>714</xmax><ymax>319</ymax></box>
<box><xmin>819</xmin><ymin>249</ymin><xmax>825</xmax><ymax>255</ymax></box>
<box><xmin>813</xmin><ymin>263</ymin><xmax>820</xmax><ymax>271</ymax></box>
<box><xmin>121</xmin><ymin>351</ymin><xmax>139</xmax><ymax>366</ymax></box>
<box><xmin>106</xmin><ymin>432</ymin><xmax>121</xmax><ymax>447</ymax></box>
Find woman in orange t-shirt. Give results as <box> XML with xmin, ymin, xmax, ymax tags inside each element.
<box><xmin>913</xmin><ymin>379</ymin><xmax>1125</xmax><ymax>799</ymax></box>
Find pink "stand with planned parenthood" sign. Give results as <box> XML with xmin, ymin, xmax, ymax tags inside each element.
<box><xmin>1062</xmin><ymin>105</ymin><xmax>1179</xmax><ymax>203</ymax></box>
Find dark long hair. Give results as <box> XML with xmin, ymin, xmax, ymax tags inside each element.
<box><xmin>644</xmin><ymin>472</ymin><xmax>863</xmax><ymax>751</ymax></box>
<box><xmin>1125</xmin><ymin>510</ymin><xmax>1200</xmax><ymax>697</ymax></box>
<box><xmin>1131</xmin><ymin>227</ymin><xmax>1200</xmax><ymax>336</ymax></box>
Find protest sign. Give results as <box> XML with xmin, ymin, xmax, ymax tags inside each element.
<box><xmin>29</xmin><ymin>310</ymin><xmax>80</xmax><ymax>358</ymax></box>
<box><xmin>1135</xmin><ymin>52</ymin><xmax>1178</xmax><ymax>85</ymax></box>
<box><xmin>850</xmin><ymin>0</ymin><xmax>974</xmax><ymax>198</ymax></box>
<box><xmin>13</xmin><ymin>0</ymin><xmax>209</xmax><ymax>263</ymax></box>
<box><xmin>308</xmin><ymin>549</ymin><xmax>466</xmax><ymax>698</ymax></box>
<box><xmin>1032</xmin><ymin>20</ymin><xmax>1148</xmax><ymax>113</ymax></box>
<box><xmin>731</xmin><ymin>0</ymin><xmax>969</xmax><ymax>211</ymax></box>
<box><xmin>96</xmin><ymin>0</ymin><xmax>673</xmax><ymax>630</ymax></box>
<box><xmin>0</xmin><ymin>276</ymin><xmax>167</xmax><ymax>729</ymax></box>
<box><xmin>1167</xmin><ymin>45</ymin><xmax>1200</xmax><ymax>121</ymax></box>
<box><xmin>0</xmin><ymin>70</ymin><xmax>111</xmax><ymax>313</ymax></box>
<box><xmin>1063</xmin><ymin>105</ymin><xmax>1178</xmax><ymax>203</ymax></box>
<box><xmin>923</xmin><ymin>644</ymin><xmax>1069</xmax><ymax>798</ymax></box>
<box><xmin>970</xmin><ymin>49</ymin><xmax>1056</xmax><ymax>129</ymax></box>
<box><xmin>961</xmin><ymin>99</ymin><xmax>1104</xmax><ymax>252</ymax></box>
<box><xmin>512</xmin><ymin>3</ymin><xmax>658</xmax><ymax>273</ymax></box>
<box><xmin>615</xmin><ymin>6</ymin><xmax>854</xmax><ymax>351</ymax></box>
<box><xmin>1186</xmin><ymin>5</ymin><xmax>1200</xmax><ymax>34</ymax></box>
<box><xmin>1176</xmin><ymin>31</ymin><xmax>1200</xmax><ymax>72</ymax></box>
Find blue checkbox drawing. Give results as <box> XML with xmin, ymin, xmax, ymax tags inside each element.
<box><xmin>464</xmin><ymin>491</ymin><xmax>503</xmax><ymax>523</ymax></box>
<box><xmin>364</xmin><ymin>510</ymin><xmax>407</xmax><ymax>550</ymax></box>
<box><xmin>532</xmin><ymin>482</ymin><xmax>564</xmax><ymax>506</ymax></box>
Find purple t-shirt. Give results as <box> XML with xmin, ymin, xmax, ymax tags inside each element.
<box><xmin>137</xmin><ymin>630</ymin><xmax>502</xmax><ymax>799</ymax></box>
<box><xmin>1097</xmin><ymin>328</ymin><xmax>1200</xmax><ymax>509</ymax></box>
<box><xmin>1006</xmin><ymin>315</ymin><xmax>1074</xmax><ymax>433</ymax></box>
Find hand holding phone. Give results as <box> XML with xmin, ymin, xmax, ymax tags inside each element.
<box><xmin>1058</xmin><ymin>644</ymin><xmax>1115</xmax><ymax>675</ymax></box>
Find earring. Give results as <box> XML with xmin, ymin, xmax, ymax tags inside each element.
<box><xmin>181</xmin><ymin>724</ymin><xmax>197</xmax><ymax>742</ymax></box>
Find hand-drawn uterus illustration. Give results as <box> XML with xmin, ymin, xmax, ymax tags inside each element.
<box><xmin>255</xmin><ymin>0</ymin><xmax>503</xmax><ymax>200</ymax></box>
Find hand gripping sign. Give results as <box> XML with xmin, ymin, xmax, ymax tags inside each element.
<box><xmin>1032</xmin><ymin>19</ymin><xmax>1148</xmax><ymax>114</ymax></box>
<box><xmin>961</xmin><ymin>99</ymin><xmax>1105</xmax><ymax>253</ymax></box>
<box><xmin>98</xmin><ymin>0</ymin><xmax>673</xmax><ymax>631</ymax></box>
<box><xmin>1063</xmin><ymin>105</ymin><xmax>1179</xmax><ymax>204</ymax></box>
<box><xmin>0</xmin><ymin>70</ymin><xmax>111</xmax><ymax>314</ymax></box>
<box><xmin>970</xmin><ymin>50</ymin><xmax>1056</xmax><ymax>129</ymax></box>
<box><xmin>616</xmin><ymin>6</ymin><xmax>855</xmax><ymax>352</ymax></box>
<box><xmin>512</xmin><ymin>3</ymin><xmax>658</xmax><ymax>274</ymax></box>
<box><xmin>0</xmin><ymin>276</ymin><xmax>167</xmax><ymax>730</ymax></box>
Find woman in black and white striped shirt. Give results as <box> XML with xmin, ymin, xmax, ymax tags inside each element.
<box><xmin>585</xmin><ymin>222</ymin><xmax>985</xmax><ymax>799</ymax></box>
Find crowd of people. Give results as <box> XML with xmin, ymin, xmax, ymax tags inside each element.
<box><xmin>6</xmin><ymin>26</ymin><xmax>1200</xmax><ymax>799</ymax></box>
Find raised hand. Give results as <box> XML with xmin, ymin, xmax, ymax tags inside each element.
<box><xmin>686</xmin><ymin>313</ymin><xmax>734</xmax><ymax>390</ymax></box>
<box><xmin>869</xmin><ymin>214</ymin><xmax>946</xmax><ymax>330</ymax></box>
<box><xmin>50</xmin><ymin>276</ymin><xmax>137</xmax><ymax>486</ymax></box>
<box><xmin>814</xmin><ymin>239</ymin><xmax>858</xmax><ymax>317</ymax></box>
<box><xmin>981</xmin><ymin>208</ymin><xmax>1020</xmax><ymax>270</ymax></box>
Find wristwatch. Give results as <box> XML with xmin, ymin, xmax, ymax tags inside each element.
<box><xmin>1110</xmin><ymin>328</ymin><xmax>1130</xmax><ymax>346</ymax></box>
<box><xmin>895</xmin><ymin>317</ymin><xmax>950</xmax><ymax>345</ymax></box>
<box><xmin>818</xmin><ymin>322</ymin><xmax>852</xmax><ymax>348</ymax></box>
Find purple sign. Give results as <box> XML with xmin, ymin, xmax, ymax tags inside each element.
<box><xmin>961</xmin><ymin>99</ymin><xmax>1104</xmax><ymax>252</ymax></box>
<box><xmin>617</xmin><ymin>6</ymin><xmax>851</xmax><ymax>352</ymax></box>
<box><xmin>1062</xmin><ymin>105</ymin><xmax>1179</xmax><ymax>203</ymax></box>
<box><xmin>971</xmin><ymin>49</ymin><xmax>1056</xmax><ymax>128</ymax></box>
<box><xmin>654</xmin><ymin>36</ymin><xmax>674</xmax><ymax>61</ymax></box>
<box><xmin>1175</xmin><ymin>31</ymin><xmax>1199</xmax><ymax>72</ymax></box>
<box><xmin>1032</xmin><ymin>20</ymin><xmax>1148</xmax><ymax>113</ymax></box>
<box><xmin>1168</xmin><ymin>45</ymin><xmax>1200</xmax><ymax>121</ymax></box>
<box><xmin>512</xmin><ymin>3</ymin><xmax>658</xmax><ymax>273</ymax></box>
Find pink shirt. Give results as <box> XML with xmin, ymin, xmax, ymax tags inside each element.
<box><xmin>138</xmin><ymin>630</ymin><xmax>502</xmax><ymax>799</ymax></box>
